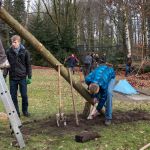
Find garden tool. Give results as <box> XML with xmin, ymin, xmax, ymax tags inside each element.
<box><xmin>0</xmin><ymin>70</ymin><xmax>25</xmax><ymax>148</ymax></box>
<box><xmin>68</xmin><ymin>68</ymin><xmax>79</xmax><ymax>126</ymax></box>
<box><xmin>56</xmin><ymin>64</ymin><xmax>66</xmax><ymax>127</ymax></box>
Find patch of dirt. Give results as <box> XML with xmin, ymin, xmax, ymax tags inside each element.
<box><xmin>21</xmin><ymin>110</ymin><xmax>150</xmax><ymax>137</ymax></box>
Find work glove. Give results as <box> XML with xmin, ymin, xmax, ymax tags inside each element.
<box><xmin>26</xmin><ymin>77</ymin><xmax>32</xmax><ymax>84</ymax></box>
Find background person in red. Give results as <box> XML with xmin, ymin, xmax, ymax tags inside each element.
<box><xmin>64</xmin><ymin>54</ymin><xmax>79</xmax><ymax>74</ymax></box>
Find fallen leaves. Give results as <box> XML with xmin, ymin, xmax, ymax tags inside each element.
<box><xmin>117</xmin><ymin>72</ymin><xmax>150</xmax><ymax>88</ymax></box>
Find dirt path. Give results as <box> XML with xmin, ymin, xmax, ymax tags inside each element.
<box><xmin>21</xmin><ymin>109</ymin><xmax>150</xmax><ymax>137</ymax></box>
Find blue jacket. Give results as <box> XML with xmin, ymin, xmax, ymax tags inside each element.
<box><xmin>85</xmin><ymin>65</ymin><xmax>115</xmax><ymax>110</ymax></box>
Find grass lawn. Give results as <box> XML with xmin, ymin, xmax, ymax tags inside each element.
<box><xmin>0</xmin><ymin>68</ymin><xmax>150</xmax><ymax>150</ymax></box>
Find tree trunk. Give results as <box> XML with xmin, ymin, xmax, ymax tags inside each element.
<box><xmin>124</xmin><ymin>11</ymin><xmax>131</xmax><ymax>56</ymax></box>
<box><xmin>0</xmin><ymin>7</ymin><xmax>93</xmax><ymax>104</ymax></box>
<box><xmin>25</xmin><ymin>0</ymin><xmax>30</xmax><ymax>28</ymax></box>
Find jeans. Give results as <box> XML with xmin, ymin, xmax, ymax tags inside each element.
<box><xmin>105</xmin><ymin>78</ymin><xmax>116</xmax><ymax>120</ymax></box>
<box><xmin>10</xmin><ymin>79</ymin><xmax>28</xmax><ymax>115</ymax></box>
<box><xmin>69</xmin><ymin>66</ymin><xmax>75</xmax><ymax>74</ymax></box>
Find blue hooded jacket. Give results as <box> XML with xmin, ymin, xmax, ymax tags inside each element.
<box><xmin>85</xmin><ymin>65</ymin><xmax>115</xmax><ymax>110</ymax></box>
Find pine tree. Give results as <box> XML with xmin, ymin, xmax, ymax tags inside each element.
<box><xmin>28</xmin><ymin>0</ymin><xmax>45</xmax><ymax>65</ymax></box>
<box><xmin>12</xmin><ymin>0</ymin><xmax>26</xmax><ymax>24</ymax></box>
<box><xmin>1</xmin><ymin>0</ymin><xmax>14</xmax><ymax>47</ymax></box>
<box><xmin>4</xmin><ymin>0</ymin><xmax>13</xmax><ymax>13</ymax></box>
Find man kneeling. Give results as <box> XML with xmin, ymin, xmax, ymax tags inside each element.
<box><xmin>85</xmin><ymin>65</ymin><xmax>116</xmax><ymax>126</ymax></box>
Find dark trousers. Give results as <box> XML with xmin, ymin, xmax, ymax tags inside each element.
<box><xmin>10</xmin><ymin>79</ymin><xmax>28</xmax><ymax>115</ymax></box>
<box><xmin>83</xmin><ymin>63</ymin><xmax>91</xmax><ymax>76</ymax></box>
<box><xmin>125</xmin><ymin>65</ymin><xmax>131</xmax><ymax>76</ymax></box>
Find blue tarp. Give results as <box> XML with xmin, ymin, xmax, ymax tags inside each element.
<box><xmin>113</xmin><ymin>79</ymin><xmax>138</xmax><ymax>95</ymax></box>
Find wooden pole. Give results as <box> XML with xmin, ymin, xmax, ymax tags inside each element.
<box><xmin>0</xmin><ymin>7</ymin><xmax>93</xmax><ymax>105</ymax></box>
<box><xmin>68</xmin><ymin>68</ymin><xmax>79</xmax><ymax>126</ymax></box>
<box><xmin>57</xmin><ymin>64</ymin><xmax>62</xmax><ymax>115</ymax></box>
<box><xmin>140</xmin><ymin>143</ymin><xmax>150</xmax><ymax>150</ymax></box>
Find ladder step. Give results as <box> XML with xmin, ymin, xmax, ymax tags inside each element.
<box><xmin>0</xmin><ymin>70</ymin><xmax>25</xmax><ymax>148</ymax></box>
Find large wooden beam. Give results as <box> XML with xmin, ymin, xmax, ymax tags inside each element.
<box><xmin>0</xmin><ymin>7</ymin><xmax>93</xmax><ymax>104</ymax></box>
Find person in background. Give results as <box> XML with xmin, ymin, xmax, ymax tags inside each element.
<box><xmin>100</xmin><ymin>52</ymin><xmax>107</xmax><ymax>64</ymax></box>
<box><xmin>83</xmin><ymin>53</ymin><xmax>93</xmax><ymax>76</ymax></box>
<box><xmin>3</xmin><ymin>35</ymin><xmax>32</xmax><ymax>117</ymax></box>
<box><xmin>64</xmin><ymin>54</ymin><xmax>79</xmax><ymax>74</ymax></box>
<box><xmin>85</xmin><ymin>65</ymin><xmax>116</xmax><ymax>126</ymax></box>
<box><xmin>125</xmin><ymin>54</ymin><xmax>132</xmax><ymax>77</ymax></box>
<box><xmin>94</xmin><ymin>53</ymin><xmax>100</xmax><ymax>66</ymax></box>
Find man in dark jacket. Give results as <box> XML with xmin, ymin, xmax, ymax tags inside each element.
<box><xmin>85</xmin><ymin>65</ymin><xmax>116</xmax><ymax>125</ymax></box>
<box><xmin>3</xmin><ymin>35</ymin><xmax>32</xmax><ymax>117</ymax></box>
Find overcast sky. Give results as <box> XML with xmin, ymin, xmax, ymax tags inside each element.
<box><xmin>25</xmin><ymin>0</ymin><xmax>36</xmax><ymax>12</ymax></box>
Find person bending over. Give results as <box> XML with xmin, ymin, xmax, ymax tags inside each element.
<box><xmin>85</xmin><ymin>65</ymin><xmax>116</xmax><ymax>126</ymax></box>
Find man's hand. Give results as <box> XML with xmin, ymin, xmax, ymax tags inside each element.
<box><xmin>87</xmin><ymin>103</ymin><xmax>98</xmax><ymax>120</ymax></box>
<box><xmin>26</xmin><ymin>78</ymin><xmax>32</xmax><ymax>84</ymax></box>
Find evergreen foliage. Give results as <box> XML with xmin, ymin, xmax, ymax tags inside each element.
<box><xmin>2</xmin><ymin>0</ymin><xmax>14</xmax><ymax>46</ymax></box>
<box><xmin>28</xmin><ymin>0</ymin><xmax>77</xmax><ymax>65</ymax></box>
<box><xmin>2</xmin><ymin>0</ymin><xmax>150</xmax><ymax>66</ymax></box>
<box><xmin>2</xmin><ymin>0</ymin><xmax>26</xmax><ymax>46</ymax></box>
<box><xmin>12</xmin><ymin>0</ymin><xmax>26</xmax><ymax>24</ymax></box>
<box><xmin>28</xmin><ymin>1</ymin><xmax>46</xmax><ymax>66</ymax></box>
